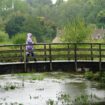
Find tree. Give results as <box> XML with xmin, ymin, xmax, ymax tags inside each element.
<box><xmin>5</xmin><ymin>16</ymin><xmax>25</xmax><ymax>37</ymax></box>
<box><xmin>97</xmin><ymin>10</ymin><xmax>105</xmax><ymax>28</ymax></box>
<box><xmin>61</xmin><ymin>18</ymin><xmax>93</xmax><ymax>43</ymax></box>
<box><xmin>23</xmin><ymin>16</ymin><xmax>56</xmax><ymax>42</ymax></box>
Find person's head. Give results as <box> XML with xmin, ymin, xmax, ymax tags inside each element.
<box><xmin>27</xmin><ymin>33</ymin><xmax>32</xmax><ymax>38</ymax></box>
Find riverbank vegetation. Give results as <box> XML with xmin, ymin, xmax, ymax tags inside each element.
<box><xmin>84</xmin><ymin>71</ymin><xmax>105</xmax><ymax>88</ymax></box>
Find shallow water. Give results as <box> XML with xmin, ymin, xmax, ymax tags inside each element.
<box><xmin>0</xmin><ymin>73</ymin><xmax>105</xmax><ymax>105</ymax></box>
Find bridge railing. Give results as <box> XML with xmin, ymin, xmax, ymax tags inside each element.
<box><xmin>0</xmin><ymin>43</ymin><xmax>105</xmax><ymax>63</ymax></box>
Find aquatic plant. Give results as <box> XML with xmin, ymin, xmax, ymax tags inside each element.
<box><xmin>84</xmin><ymin>71</ymin><xmax>94</xmax><ymax>80</ymax></box>
<box><xmin>3</xmin><ymin>82</ymin><xmax>21</xmax><ymax>91</ymax></box>
<box><xmin>72</xmin><ymin>94</ymin><xmax>94</xmax><ymax>105</ymax></box>
<box><xmin>46</xmin><ymin>93</ymin><xmax>103</xmax><ymax>105</ymax></box>
<box><xmin>31</xmin><ymin>75</ymin><xmax>44</xmax><ymax>80</ymax></box>
<box><xmin>4</xmin><ymin>84</ymin><xmax>16</xmax><ymax>91</ymax></box>
<box><xmin>46</xmin><ymin>99</ymin><xmax>56</xmax><ymax>105</ymax></box>
<box><xmin>57</xmin><ymin>92</ymin><xmax>71</xmax><ymax>104</ymax></box>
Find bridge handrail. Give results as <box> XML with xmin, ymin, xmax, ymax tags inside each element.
<box><xmin>0</xmin><ymin>43</ymin><xmax>105</xmax><ymax>64</ymax></box>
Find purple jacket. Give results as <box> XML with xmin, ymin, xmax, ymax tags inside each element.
<box><xmin>26</xmin><ymin>33</ymin><xmax>33</xmax><ymax>51</ymax></box>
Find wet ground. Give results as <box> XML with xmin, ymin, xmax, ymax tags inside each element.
<box><xmin>0</xmin><ymin>72</ymin><xmax>105</xmax><ymax>105</ymax></box>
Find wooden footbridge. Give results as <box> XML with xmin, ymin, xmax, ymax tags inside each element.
<box><xmin>0</xmin><ymin>43</ymin><xmax>105</xmax><ymax>73</ymax></box>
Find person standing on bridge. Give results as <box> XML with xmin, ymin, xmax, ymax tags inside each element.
<box><xmin>26</xmin><ymin>33</ymin><xmax>37</xmax><ymax>62</ymax></box>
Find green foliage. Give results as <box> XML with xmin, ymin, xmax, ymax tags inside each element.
<box><xmin>12</xmin><ymin>33</ymin><xmax>37</xmax><ymax>44</ymax></box>
<box><xmin>61</xmin><ymin>18</ymin><xmax>93</xmax><ymax>43</ymax></box>
<box><xmin>101</xmin><ymin>72</ymin><xmax>105</xmax><ymax>83</ymax></box>
<box><xmin>12</xmin><ymin>33</ymin><xmax>26</xmax><ymax>44</ymax></box>
<box><xmin>46</xmin><ymin>99</ymin><xmax>55</xmax><ymax>105</ymax></box>
<box><xmin>97</xmin><ymin>10</ymin><xmax>105</xmax><ymax>28</ymax></box>
<box><xmin>84</xmin><ymin>71</ymin><xmax>94</xmax><ymax>80</ymax></box>
<box><xmin>57</xmin><ymin>93</ymin><xmax>71</xmax><ymax>104</ymax></box>
<box><xmin>93</xmin><ymin>72</ymin><xmax>100</xmax><ymax>81</ymax></box>
<box><xmin>5</xmin><ymin>16</ymin><xmax>25</xmax><ymax>37</ymax></box>
<box><xmin>46</xmin><ymin>93</ymin><xmax>99</xmax><ymax>105</ymax></box>
<box><xmin>23</xmin><ymin>16</ymin><xmax>56</xmax><ymax>42</ymax></box>
<box><xmin>31</xmin><ymin>75</ymin><xmax>44</xmax><ymax>80</ymax></box>
<box><xmin>0</xmin><ymin>0</ymin><xmax>105</xmax><ymax>43</ymax></box>
<box><xmin>0</xmin><ymin>30</ymin><xmax>9</xmax><ymax>43</ymax></box>
<box><xmin>84</xmin><ymin>71</ymin><xmax>105</xmax><ymax>84</ymax></box>
<box><xmin>5</xmin><ymin>14</ymin><xmax>56</xmax><ymax>43</ymax></box>
<box><xmin>73</xmin><ymin>95</ymin><xmax>89</xmax><ymax>105</ymax></box>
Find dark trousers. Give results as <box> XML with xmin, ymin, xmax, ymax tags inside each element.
<box><xmin>26</xmin><ymin>51</ymin><xmax>37</xmax><ymax>62</ymax></box>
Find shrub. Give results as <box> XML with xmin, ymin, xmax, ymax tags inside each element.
<box><xmin>12</xmin><ymin>33</ymin><xmax>37</xmax><ymax>44</ymax></box>
<box><xmin>12</xmin><ymin>33</ymin><xmax>27</xmax><ymax>44</ymax></box>
<box><xmin>84</xmin><ymin>71</ymin><xmax>94</xmax><ymax>80</ymax></box>
<box><xmin>93</xmin><ymin>72</ymin><xmax>100</xmax><ymax>81</ymax></box>
<box><xmin>0</xmin><ymin>30</ymin><xmax>9</xmax><ymax>43</ymax></box>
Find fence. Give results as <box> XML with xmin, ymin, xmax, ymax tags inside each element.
<box><xmin>0</xmin><ymin>43</ymin><xmax>105</xmax><ymax>62</ymax></box>
<box><xmin>0</xmin><ymin>43</ymin><xmax>105</xmax><ymax>72</ymax></box>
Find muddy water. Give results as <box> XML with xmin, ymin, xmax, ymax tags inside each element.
<box><xmin>0</xmin><ymin>72</ymin><xmax>105</xmax><ymax>105</ymax></box>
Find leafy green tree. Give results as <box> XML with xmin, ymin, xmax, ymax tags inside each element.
<box><xmin>5</xmin><ymin>16</ymin><xmax>25</xmax><ymax>37</ymax></box>
<box><xmin>61</xmin><ymin>18</ymin><xmax>93</xmax><ymax>43</ymax></box>
<box><xmin>97</xmin><ymin>10</ymin><xmax>105</xmax><ymax>28</ymax></box>
<box><xmin>23</xmin><ymin>16</ymin><xmax>56</xmax><ymax>42</ymax></box>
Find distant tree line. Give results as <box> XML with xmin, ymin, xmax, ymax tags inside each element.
<box><xmin>0</xmin><ymin>0</ymin><xmax>105</xmax><ymax>43</ymax></box>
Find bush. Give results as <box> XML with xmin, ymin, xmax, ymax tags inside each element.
<box><xmin>84</xmin><ymin>71</ymin><xmax>94</xmax><ymax>80</ymax></box>
<box><xmin>0</xmin><ymin>30</ymin><xmax>9</xmax><ymax>43</ymax></box>
<box><xmin>93</xmin><ymin>72</ymin><xmax>100</xmax><ymax>81</ymax></box>
<box><xmin>12</xmin><ymin>33</ymin><xmax>26</xmax><ymax>44</ymax></box>
<box><xmin>12</xmin><ymin>33</ymin><xmax>37</xmax><ymax>44</ymax></box>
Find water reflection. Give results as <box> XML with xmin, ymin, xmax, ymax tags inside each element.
<box><xmin>63</xmin><ymin>81</ymin><xmax>87</xmax><ymax>98</ymax></box>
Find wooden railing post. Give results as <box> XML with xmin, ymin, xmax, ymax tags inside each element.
<box><xmin>49</xmin><ymin>44</ymin><xmax>52</xmax><ymax>71</ymax></box>
<box><xmin>24</xmin><ymin>44</ymin><xmax>27</xmax><ymax>72</ymax></box>
<box><xmin>44</xmin><ymin>44</ymin><xmax>47</xmax><ymax>61</ymax></box>
<box><xmin>90</xmin><ymin>43</ymin><xmax>93</xmax><ymax>61</ymax></box>
<box><xmin>68</xmin><ymin>43</ymin><xmax>70</xmax><ymax>60</ymax></box>
<box><xmin>74</xmin><ymin>43</ymin><xmax>77</xmax><ymax>71</ymax></box>
<box><xmin>99</xmin><ymin>44</ymin><xmax>102</xmax><ymax>74</ymax></box>
<box><xmin>20</xmin><ymin>45</ymin><xmax>23</xmax><ymax>62</ymax></box>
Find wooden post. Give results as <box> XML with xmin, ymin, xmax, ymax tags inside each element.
<box><xmin>24</xmin><ymin>45</ymin><xmax>27</xmax><ymax>72</ymax></box>
<box><xmin>74</xmin><ymin>43</ymin><xmax>77</xmax><ymax>71</ymax></box>
<box><xmin>68</xmin><ymin>43</ymin><xmax>70</xmax><ymax>60</ymax></box>
<box><xmin>90</xmin><ymin>43</ymin><xmax>93</xmax><ymax>61</ymax></box>
<box><xmin>44</xmin><ymin>44</ymin><xmax>47</xmax><ymax>61</ymax></box>
<box><xmin>99</xmin><ymin>44</ymin><xmax>102</xmax><ymax>75</ymax></box>
<box><xmin>49</xmin><ymin>44</ymin><xmax>52</xmax><ymax>71</ymax></box>
<box><xmin>20</xmin><ymin>45</ymin><xmax>23</xmax><ymax>62</ymax></box>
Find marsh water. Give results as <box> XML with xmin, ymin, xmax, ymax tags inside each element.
<box><xmin>0</xmin><ymin>72</ymin><xmax>105</xmax><ymax>105</ymax></box>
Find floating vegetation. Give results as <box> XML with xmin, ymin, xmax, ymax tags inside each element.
<box><xmin>2</xmin><ymin>82</ymin><xmax>22</xmax><ymax>91</ymax></box>
<box><xmin>0</xmin><ymin>101</ymin><xmax>23</xmax><ymax>105</ymax></box>
<box><xmin>16</xmin><ymin>73</ymin><xmax>46</xmax><ymax>81</ymax></box>
<box><xmin>46</xmin><ymin>92</ymin><xmax>104</xmax><ymax>105</ymax></box>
